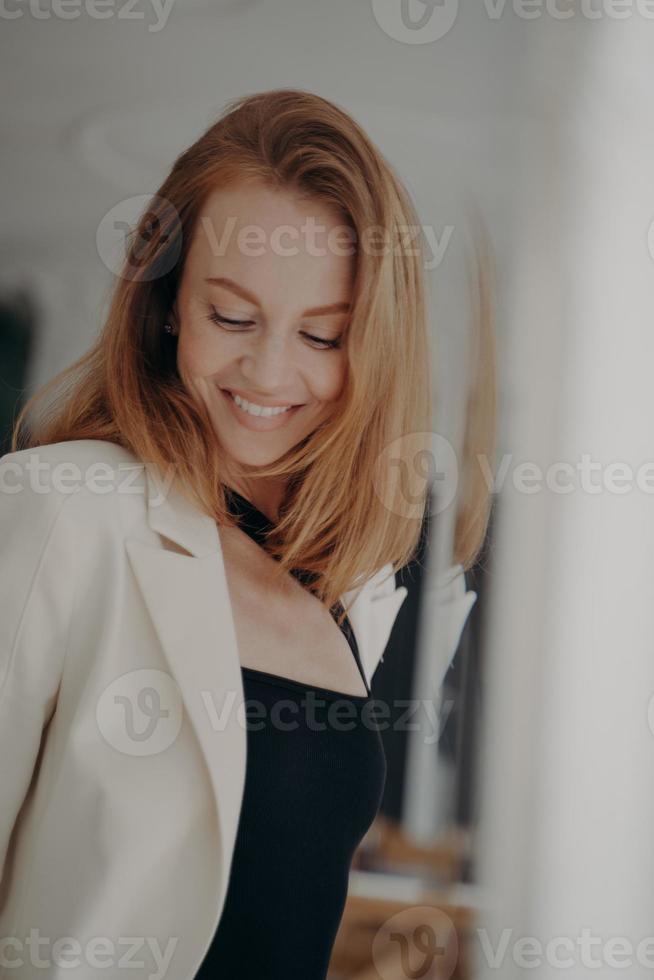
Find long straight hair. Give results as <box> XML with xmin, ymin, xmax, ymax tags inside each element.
<box><xmin>11</xmin><ymin>88</ymin><xmax>496</xmax><ymax>619</ymax></box>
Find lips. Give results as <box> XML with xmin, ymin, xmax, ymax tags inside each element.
<box><xmin>222</xmin><ymin>388</ymin><xmax>304</xmax><ymax>409</ymax></box>
<box><xmin>219</xmin><ymin>386</ymin><xmax>304</xmax><ymax>431</ymax></box>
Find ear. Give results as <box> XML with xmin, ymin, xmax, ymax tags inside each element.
<box><xmin>169</xmin><ymin>299</ymin><xmax>180</xmax><ymax>334</ymax></box>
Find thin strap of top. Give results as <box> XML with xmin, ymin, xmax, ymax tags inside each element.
<box><xmin>223</xmin><ymin>486</ymin><xmax>370</xmax><ymax>696</ymax></box>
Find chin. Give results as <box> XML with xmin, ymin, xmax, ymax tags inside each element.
<box><xmin>215</xmin><ymin>433</ymin><xmax>294</xmax><ymax>469</ymax></box>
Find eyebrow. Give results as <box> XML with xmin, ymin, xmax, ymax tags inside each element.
<box><xmin>204</xmin><ymin>277</ymin><xmax>351</xmax><ymax>318</ymax></box>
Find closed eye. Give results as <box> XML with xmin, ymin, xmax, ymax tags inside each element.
<box><xmin>206</xmin><ymin>308</ymin><xmax>342</xmax><ymax>350</ymax></box>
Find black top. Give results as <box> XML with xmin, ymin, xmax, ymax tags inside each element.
<box><xmin>194</xmin><ymin>488</ymin><xmax>387</xmax><ymax>980</ymax></box>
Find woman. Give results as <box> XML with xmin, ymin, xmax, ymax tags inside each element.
<box><xmin>0</xmin><ymin>89</ymin><xmax>495</xmax><ymax>979</ymax></box>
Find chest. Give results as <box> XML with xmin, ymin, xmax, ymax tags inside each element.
<box><xmin>218</xmin><ymin>523</ymin><xmax>368</xmax><ymax>697</ymax></box>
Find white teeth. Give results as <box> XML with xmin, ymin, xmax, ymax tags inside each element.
<box><xmin>230</xmin><ymin>392</ymin><xmax>292</xmax><ymax>417</ymax></box>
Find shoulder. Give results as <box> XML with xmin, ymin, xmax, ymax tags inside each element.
<box><xmin>0</xmin><ymin>439</ymin><xmax>149</xmax><ymax>539</ymax></box>
<box><xmin>1</xmin><ymin>438</ymin><xmax>141</xmax><ymax>477</ymax></box>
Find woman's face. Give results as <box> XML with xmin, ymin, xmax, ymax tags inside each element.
<box><xmin>173</xmin><ymin>181</ymin><xmax>354</xmax><ymax>471</ymax></box>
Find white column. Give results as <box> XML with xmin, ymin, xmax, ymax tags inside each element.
<box><xmin>475</xmin><ymin>16</ymin><xmax>654</xmax><ymax>979</ymax></box>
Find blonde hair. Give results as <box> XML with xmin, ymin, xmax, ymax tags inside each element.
<box><xmin>11</xmin><ymin>88</ymin><xmax>496</xmax><ymax>620</ymax></box>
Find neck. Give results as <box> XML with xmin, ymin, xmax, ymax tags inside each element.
<box><xmin>224</xmin><ymin>477</ymin><xmax>287</xmax><ymax>524</ymax></box>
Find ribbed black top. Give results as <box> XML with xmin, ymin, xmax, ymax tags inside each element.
<box><xmin>194</xmin><ymin>488</ymin><xmax>387</xmax><ymax>980</ymax></box>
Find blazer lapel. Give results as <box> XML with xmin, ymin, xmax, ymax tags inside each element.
<box><xmin>124</xmin><ymin>464</ymin><xmax>247</xmax><ymax>915</ymax></box>
<box><xmin>341</xmin><ymin>565</ymin><xmax>408</xmax><ymax>687</ymax></box>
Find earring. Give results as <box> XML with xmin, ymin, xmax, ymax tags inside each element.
<box><xmin>163</xmin><ymin>323</ymin><xmax>174</xmax><ymax>334</ymax></box>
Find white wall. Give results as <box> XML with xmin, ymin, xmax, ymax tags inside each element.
<box><xmin>474</xmin><ymin>13</ymin><xmax>654</xmax><ymax>978</ymax></box>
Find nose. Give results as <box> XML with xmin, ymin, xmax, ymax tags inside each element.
<box><xmin>240</xmin><ymin>327</ymin><xmax>296</xmax><ymax>395</ymax></box>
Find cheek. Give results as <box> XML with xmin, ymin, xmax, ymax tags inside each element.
<box><xmin>177</xmin><ymin>320</ymin><xmax>226</xmax><ymax>377</ymax></box>
<box><xmin>311</xmin><ymin>356</ymin><xmax>347</xmax><ymax>403</ymax></box>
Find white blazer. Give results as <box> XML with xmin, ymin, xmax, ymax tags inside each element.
<box><xmin>0</xmin><ymin>438</ymin><xmax>475</xmax><ymax>980</ymax></box>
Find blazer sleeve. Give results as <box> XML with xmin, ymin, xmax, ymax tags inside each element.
<box><xmin>0</xmin><ymin>457</ymin><xmax>77</xmax><ymax>890</ymax></box>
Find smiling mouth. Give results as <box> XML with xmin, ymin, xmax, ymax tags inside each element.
<box><xmin>222</xmin><ymin>388</ymin><xmax>304</xmax><ymax>412</ymax></box>
<box><xmin>219</xmin><ymin>387</ymin><xmax>306</xmax><ymax>424</ymax></box>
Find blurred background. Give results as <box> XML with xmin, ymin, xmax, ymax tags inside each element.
<box><xmin>1</xmin><ymin>2</ymin><xmax>653</xmax><ymax>977</ymax></box>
